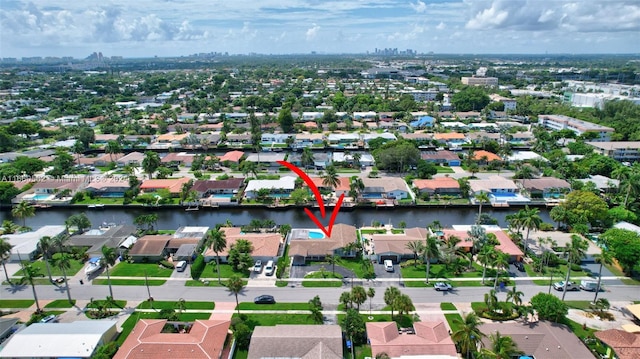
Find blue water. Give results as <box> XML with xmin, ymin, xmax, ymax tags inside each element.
<box><xmin>213</xmin><ymin>193</ymin><xmax>234</xmax><ymax>198</ymax></box>
<box><xmin>362</xmin><ymin>193</ymin><xmax>383</xmax><ymax>199</ymax></box>
<box><xmin>491</xmin><ymin>192</ymin><xmax>517</xmax><ymax>198</ymax></box>
<box><xmin>308</xmin><ymin>230</ymin><xmax>325</xmax><ymax>239</ymax></box>
<box><xmin>32</xmin><ymin>194</ymin><xmax>52</xmax><ymax>200</ymax></box>
<box><xmin>271</xmin><ymin>193</ymin><xmax>290</xmax><ymax>198</ymax></box>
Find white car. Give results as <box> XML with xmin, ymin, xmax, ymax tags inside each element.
<box><xmin>434</xmin><ymin>282</ymin><xmax>453</xmax><ymax>291</ymax></box>
<box><xmin>253</xmin><ymin>260</ymin><xmax>263</xmax><ymax>273</ymax></box>
<box><xmin>553</xmin><ymin>281</ymin><xmax>579</xmax><ymax>291</ymax></box>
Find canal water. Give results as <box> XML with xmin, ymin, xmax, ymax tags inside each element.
<box><xmin>0</xmin><ymin>206</ymin><xmax>552</xmax><ymax>230</ymax></box>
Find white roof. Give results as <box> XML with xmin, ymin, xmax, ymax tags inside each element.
<box><xmin>327</xmin><ymin>133</ymin><xmax>360</xmax><ymax>141</ymax></box>
<box><xmin>4</xmin><ymin>226</ymin><xmax>67</xmax><ymax>258</ymax></box>
<box><xmin>614</xmin><ymin>221</ymin><xmax>640</xmax><ymax>235</ymax></box>
<box><xmin>245</xmin><ymin>176</ymin><xmax>296</xmax><ymax>192</ymax></box>
<box><xmin>507</xmin><ymin>151</ymin><xmax>548</xmax><ymax>162</ymax></box>
<box><xmin>440</xmin><ymin>121</ymin><xmax>468</xmax><ymax>128</ymax></box>
<box><xmin>0</xmin><ymin>321</ymin><xmax>116</xmax><ymax>358</ymax></box>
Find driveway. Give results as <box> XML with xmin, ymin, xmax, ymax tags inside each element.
<box><xmin>374</xmin><ymin>262</ymin><xmax>401</xmax><ymax>279</ymax></box>
<box><xmin>289</xmin><ymin>264</ymin><xmax>355</xmax><ymax>279</ymax></box>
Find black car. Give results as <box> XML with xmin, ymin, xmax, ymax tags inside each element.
<box><xmin>514</xmin><ymin>261</ymin><xmax>525</xmax><ymax>272</ymax></box>
<box><xmin>254</xmin><ymin>295</ymin><xmax>276</xmax><ymax>304</ymax></box>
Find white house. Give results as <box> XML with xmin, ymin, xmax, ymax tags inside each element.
<box><xmin>244</xmin><ymin>176</ymin><xmax>297</xmax><ymax>199</ymax></box>
<box><xmin>3</xmin><ymin>225</ymin><xmax>67</xmax><ymax>262</ymax></box>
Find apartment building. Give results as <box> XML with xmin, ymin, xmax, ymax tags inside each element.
<box><xmin>587</xmin><ymin>141</ymin><xmax>640</xmax><ymax>162</ymax></box>
<box><xmin>537</xmin><ymin>114</ymin><xmax>614</xmax><ymax>141</ymax></box>
<box><xmin>461</xmin><ymin>76</ymin><xmax>498</xmax><ymax>86</ymax></box>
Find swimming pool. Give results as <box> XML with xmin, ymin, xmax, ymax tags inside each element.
<box><xmin>213</xmin><ymin>193</ymin><xmax>234</xmax><ymax>198</ymax></box>
<box><xmin>308</xmin><ymin>230</ymin><xmax>325</xmax><ymax>239</ymax></box>
<box><xmin>31</xmin><ymin>193</ymin><xmax>53</xmax><ymax>200</ymax></box>
<box><xmin>490</xmin><ymin>192</ymin><xmax>517</xmax><ymax>198</ymax></box>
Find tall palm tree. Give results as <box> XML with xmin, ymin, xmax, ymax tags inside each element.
<box><xmin>12</xmin><ymin>201</ymin><xmax>35</xmax><ymax>228</ymax></box>
<box><xmin>325</xmin><ymin>254</ymin><xmax>338</xmax><ymax>275</ymax></box>
<box><xmin>0</xmin><ymin>237</ymin><xmax>14</xmax><ymax>284</ymax></box>
<box><xmin>350</xmin><ymin>177</ymin><xmax>365</xmax><ymax>202</ymax></box>
<box><xmin>227</xmin><ymin>275</ymin><xmax>245</xmax><ymax>314</ymax></box>
<box><xmin>322</xmin><ymin>165</ymin><xmax>340</xmax><ymax>189</ymax></box>
<box><xmin>301</xmin><ymin>147</ymin><xmax>314</xmax><ymax>168</ymax></box>
<box><xmin>562</xmin><ymin>235</ymin><xmax>588</xmax><ymax>301</ymax></box>
<box><xmin>100</xmin><ymin>245</ymin><xmax>118</xmax><ymax>299</ymax></box>
<box><xmin>484</xmin><ymin>289</ymin><xmax>499</xmax><ymax>314</ymax></box>
<box><xmin>492</xmin><ymin>251</ymin><xmax>509</xmax><ymax>290</ymax></box>
<box><xmin>406</xmin><ymin>241</ymin><xmax>425</xmax><ymax>267</ymax></box>
<box><xmin>55</xmin><ymin>253</ymin><xmax>74</xmax><ymax>304</ymax></box>
<box><xmin>477</xmin><ymin>246</ymin><xmax>496</xmax><ymax>285</ymax></box>
<box><xmin>21</xmin><ymin>262</ymin><xmax>42</xmax><ymax>313</ymax></box>
<box><xmin>474</xmin><ymin>191</ymin><xmax>490</xmax><ymax>222</ymax></box>
<box><xmin>142</xmin><ymin>151</ymin><xmax>161</xmax><ymax>179</ymax></box>
<box><xmin>452</xmin><ymin>312</ymin><xmax>485</xmax><ymax>359</ymax></box>
<box><xmin>209</xmin><ymin>229</ymin><xmax>227</xmax><ymax>284</ymax></box>
<box><xmin>367</xmin><ymin>288</ymin><xmax>375</xmax><ymax>315</ymax></box>
<box><xmin>38</xmin><ymin>236</ymin><xmax>54</xmax><ymax>283</ymax></box>
<box><xmin>478</xmin><ymin>332</ymin><xmax>524</xmax><ymax>359</ymax></box>
<box><xmin>384</xmin><ymin>287</ymin><xmax>401</xmax><ymax>319</ymax></box>
<box><xmin>592</xmin><ymin>249</ymin><xmax>613</xmax><ymax>303</ymax></box>
<box><xmin>423</xmin><ymin>235</ymin><xmax>440</xmax><ymax>284</ymax></box>
<box><xmin>506</xmin><ymin>286</ymin><xmax>524</xmax><ymax>307</ymax></box>
<box><xmin>519</xmin><ymin>206</ymin><xmax>542</xmax><ymax>252</ymax></box>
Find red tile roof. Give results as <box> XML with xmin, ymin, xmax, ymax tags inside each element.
<box><xmin>308</xmin><ymin>177</ymin><xmax>351</xmax><ymax>191</ymax></box>
<box><xmin>413</xmin><ymin>177</ymin><xmax>460</xmax><ymax>191</ymax></box>
<box><xmin>219</xmin><ymin>150</ymin><xmax>245</xmax><ymax>163</ymax></box>
<box><xmin>366</xmin><ymin>321</ymin><xmax>457</xmax><ymax>358</ymax></box>
<box><xmin>441</xmin><ymin>228</ymin><xmax>523</xmax><ymax>256</ymax></box>
<box><xmin>595</xmin><ymin>329</ymin><xmax>640</xmax><ymax>359</ymax></box>
<box><xmin>472</xmin><ymin>150</ymin><xmax>501</xmax><ymax>162</ymax></box>
<box><xmin>114</xmin><ymin>319</ymin><xmax>230</xmax><ymax>359</ymax></box>
<box><xmin>140</xmin><ymin>178</ymin><xmax>191</xmax><ymax>194</ymax></box>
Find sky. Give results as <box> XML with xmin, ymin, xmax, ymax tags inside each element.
<box><xmin>1</xmin><ymin>0</ymin><xmax>639</xmax><ymax>58</ymax></box>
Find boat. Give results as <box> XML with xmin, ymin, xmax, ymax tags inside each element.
<box><xmin>84</xmin><ymin>257</ymin><xmax>102</xmax><ymax>275</ymax></box>
<box><xmin>88</xmin><ymin>204</ymin><xmax>105</xmax><ymax>209</ymax></box>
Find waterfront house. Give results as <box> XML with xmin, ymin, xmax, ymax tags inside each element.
<box><xmin>116</xmin><ymin>152</ymin><xmax>145</xmax><ymax>167</ymax></box>
<box><xmin>515</xmin><ymin>177</ymin><xmax>571</xmax><ymax>199</ymax></box>
<box><xmin>139</xmin><ymin>177</ymin><xmax>191</xmax><ymax>196</ymax></box>
<box><xmin>434</xmin><ymin>132</ymin><xmax>467</xmax><ymax>148</ymax></box>
<box><xmin>410</xmin><ymin>115</ymin><xmax>436</xmax><ymax>129</ymax></box>
<box><xmin>191</xmin><ymin>178</ymin><xmax>244</xmax><ymax>198</ymax></box>
<box><xmin>165</xmin><ymin>226</ymin><xmax>209</xmax><ymax>255</ymax></box>
<box><xmin>155</xmin><ymin>132</ymin><xmax>189</xmax><ymax>147</ymax></box>
<box><xmin>203</xmin><ymin>227</ymin><xmax>283</xmax><ymax>264</ymax></box>
<box><xmin>128</xmin><ymin>235</ymin><xmax>170</xmax><ymax>262</ymax></box>
<box><xmin>413</xmin><ymin>177</ymin><xmax>461</xmax><ymax>196</ymax></box>
<box><xmin>0</xmin><ymin>321</ymin><xmax>117</xmax><ymax>359</ymax></box>
<box><xmin>244</xmin><ymin>176</ymin><xmax>296</xmax><ymax>199</ymax></box>
<box><xmin>471</xmin><ymin>150</ymin><xmax>501</xmax><ymax>164</ymax></box>
<box><xmin>369</xmin><ymin>227</ymin><xmax>429</xmax><ymax>263</ymax></box>
<box><xmin>587</xmin><ymin>141</ymin><xmax>640</xmax><ymax>163</ymax></box>
<box><xmin>161</xmin><ymin>152</ymin><xmax>195</xmax><ymax>167</ymax></box>
<box><xmin>261</xmin><ymin>133</ymin><xmax>293</xmax><ymax>145</ymax></box>
<box><xmin>362</xmin><ymin>177</ymin><xmax>411</xmax><ymax>200</ymax></box>
<box><xmin>421</xmin><ymin>150</ymin><xmax>461</xmax><ymax>166</ymax></box>
<box><xmin>438</xmin><ymin>225</ymin><xmax>523</xmax><ymax>262</ymax></box>
<box><xmin>366</xmin><ymin>320</ymin><xmax>457</xmax><ymax>359</ymax></box>
<box><xmin>332</xmin><ymin>152</ymin><xmax>375</xmax><ymax>167</ymax></box>
<box><xmin>308</xmin><ymin>177</ymin><xmax>351</xmax><ymax>198</ymax></box>
<box><xmin>3</xmin><ymin>225</ymin><xmax>67</xmax><ymax>262</ymax></box>
<box><xmin>15</xmin><ymin>178</ymin><xmax>86</xmax><ymax>203</ymax></box>
<box><xmin>86</xmin><ymin>177</ymin><xmax>130</xmax><ymax>198</ymax></box>
<box><xmin>114</xmin><ymin>319</ymin><xmax>230</xmax><ymax>359</ymax></box>
<box><xmin>468</xmin><ymin>175</ymin><xmax>518</xmax><ymax>196</ymax></box>
<box><xmin>94</xmin><ymin>134</ymin><xmax>120</xmax><ymax>144</ymax></box>
<box><xmin>289</xmin><ymin>224</ymin><xmax>357</xmax><ymax>265</ymax></box>
<box><xmin>293</xmin><ymin>133</ymin><xmax>324</xmax><ymax>149</ymax></box>
<box><xmin>577</xmin><ymin>174</ymin><xmax>619</xmax><ymax>193</ymax></box>
<box><xmin>227</xmin><ymin>133</ymin><xmax>252</xmax><ymax>146</ymax></box>
<box><xmin>401</xmin><ymin>132</ymin><xmax>434</xmax><ymax>145</ymax></box>
<box><xmin>67</xmin><ymin>225</ymin><xmax>137</xmax><ymax>257</ymax></box>
<box><xmin>219</xmin><ymin>150</ymin><xmax>245</xmax><ymax>165</ymax></box>
<box><xmin>362</xmin><ymin>132</ymin><xmax>397</xmax><ymax>145</ymax></box>
<box><xmin>248</xmin><ymin>325</ymin><xmax>342</xmax><ymax>359</ymax></box>
<box><xmin>244</xmin><ymin>152</ymin><xmax>286</xmax><ymax>167</ymax></box>
<box><xmin>327</xmin><ymin>133</ymin><xmax>360</xmax><ymax>148</ymax></box>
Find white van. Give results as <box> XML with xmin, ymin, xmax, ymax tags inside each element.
<box><xmin>264</xmin><ymin>260</ymin><xmax>275</xmax><ymax>276</ymax></box>
<box><xmin>384</xmin><ymin>260</ymin><xmax>394</xmax><ymax>272</ymax></box>
<box><xmin>175</xmin><ymin>261</ymin><xmax>187</xmax><ymax>272</ymax></box>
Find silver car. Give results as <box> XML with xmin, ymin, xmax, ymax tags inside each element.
<box><xmin>253</xmin><ymin>260</ymin><xmax>263</xmax><ymax>273</ymax></box>
<box><xmin>434</xmin><ymin>282</ymin><xmax>453</xmax><ymax>291</ymax></box>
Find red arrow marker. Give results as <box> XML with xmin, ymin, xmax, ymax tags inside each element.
<box><xmin>277</xmin><ymin>160</ymin><xmax>344</xmax><ymax>237</ymax></box>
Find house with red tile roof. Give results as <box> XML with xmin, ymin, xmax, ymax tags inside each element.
<box><xmin>113</xmin><ymin>319</ymin><xmax>230</xmax><ymax>359</ymax></box>
<box><xmin>595</xmin><ymin>329</ymin><xmax>640</xmax><ymax>359</ymax></box>
<box><xmin>366</xmin><ymin>321</ymin><xmax>457</xmax><ymax>359</ymax></box>
<box><xmin>413</xmin><ymin>177</ymin><xmax>461</xmax><ymax>196</ymax></box>
<box><xmin>471</xmin><ymin>150</ymin><xmax>501</xmax><ymax>163</ymax></box>
<box><xmin>139</xmin><ymin>177</ymin><xmax>191</xmax><ymax>196</ymax></box>
<box><xmin>219</xmin><ymin>150</ymin><xmax>245</xmax><ymax>164</ymax></box>
<box><xmin>438</xmin><ymin>225</ymin><xmax>523</xmax><ymax>262</ymax></box>
<box><xmin>308</xmin><ymin>177</ymin><xmax>351</xmax><ymax>197</ymax></box>
<box><xmin>203</xmin><ymin>226</ymin><xmax>283</xmax><ymax>263</ymax></box>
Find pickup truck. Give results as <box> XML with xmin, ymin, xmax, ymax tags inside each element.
<box><xmin>553</xmin><ymin>281</ymin><xmax>579</xmax><ymax>291</ymax></box>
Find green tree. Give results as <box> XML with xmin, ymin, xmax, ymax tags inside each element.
<box><xmin>20</xmin><ymin>262</ymin><xmax>43</xmax><ymax>313</ymax></box>
<box><xmin>406</xmin><ymin>240</ymin><xmax>425</xmax><ymax>267</ymax></box>
<box><xmin>451</xmin><ymin>86</ymin><xmax>490</xmax><ymax>112</ymax></box>
<box><xmin>208</xmin><ymin>229</ymin><xmax>227</xmax><ymax>284</ymax></box>
<box><xmin>342</xmin><ymin>309</ymin><xmax>367</xmax><ymax>345</ymax></box>
<box><xmin>301</xmin><ymin>147</ymin><xmax>314</xmax><ymax>168</ymax></box>
<box><xmin>562</xmin><ymin>235</ymin><xmax>588</xmax><ymax>301</ymax></box>
<box><xmin>506</xmin><ymin>286</ymin><xmax>524</xmax><ymax>307</ymax></box>
<box><xmin>104</xmin><ymin>141</ymin><xmax>122</xmax><ymax>163</ymax></box>
<box><xmin>12</xmin><ymin>201</ymin><xmax>35</xmax><ymax>228</ymax></box>
<box><xmin>227</xmin><ymin>239</ymin><xmax>253</xmax><ymax>272</ymax></box>
<box><xmin>561</xmin><ymin>190</ymin><xmax>609</xmax><ymax>227</ymax></box>
<box><xmin>477</xmin><ymin>246</ymin><xmax>496</xmax><ymax>285</ymax></box>
<box><xmin>592</xmin><ymin>249</ymin><xmax>613</xmax><ymax>303</ymax></box>
<box><xmin>142</xmin><ymin>151</ymin><xmax>161</xmax><ymax>179</ymax></box>
<box><xmin>55</xmin><ymin>253</ymin><xmax>74</xmax><ymax>304</ymax></box>
<box><xmin>423</xmin><ymin>235</ymin><xmax>440</xmax><ymax>283</ymax></box>
<box><xmin>227</xmin><ymin>275</ymin><xmax>245</xmax><ymax>314</ymax></box>
<box><xmin>65</xmin><ymin>213</ymin><xmax>91</xmax><ymax>233</ymax></box>
<box><xmin>351</xmin><ymin>286</ymin><xmax>367</xmax><ymax>312</ymax></box>
<box><xmin>600</xmin><ymin>228</ymin><xmax>640</xmax><ymax>275</ymax></box>
<box><xmin>0</xmin><ymin>183</ymin><xmax>21</xmax><ymax>204</ymax></box>
<box><xmin>325</xmin><ymin>254</ymin><xmax>337</xmax><ymax>275</ymax></box>
<box><xmin>530</xmin><ymin>292</ymin><xmax>568</xmax><ymax>322</ymax></box>
<box><xmin>492</xmin><ymin>251</ymin><xmax>509</xmax><ymax>290</ymax></box>
<box><xmin>367</xmin><ymin>287</ymin><xmax>375</xmax><ymax>315</ymax></box>
<box><xmin>278</xmin><ymin>107</ymin><xmax>294</xmax><ymax>133</ymax></box>
<box><xmin>322</xmin><ymin>165</ymin><xmax>339</xmax><ymax>188</ymax></box>
<box><xmin>474</xmin><ymin>191</ymin><xmax>490</xmax><ymax>222</ymax></box>
<box><xmin>0</xmin><ymin>237</ymin><xmax>14</xmax><ymax>284</ymax></box>
<box><xmin>38</xmin><ymin>236</ymin><xmax>54</xmax><ymax>283</ymax></box>
<box><xmin>452</xmin><ymin>312</ymin><xmax>485</xmax><ymax>359</ymax></box>
<box><xmin>394</xmin><ymin>294</ymin><xmax>414</xmax><ymax>317</ymax></box>
<box><xmin>289</xmin><ymin>188</ymin><xmax>310</xmax><ymax>205</ymax></box>
<box><xmin>478</xmin><ymin>332</ymin><xmax>524</xmax><ymax>359</ymax></box>
<box><xmin>519</xmin><ymin>206</ymin><xmax>542</xmax><ymax>252</ymax></box>
<box><xmin>372</xmin><ymin>140</ymin><xmax>420</xmax><ymax>172</ymax></box>
<box><xmin>100</xmin><ymin>245</ymin><xmax>118</xmax><ymax>299</ymax></box>
<box><xmin>384</xmin><ymin>287</ymin><xmax>401</xmax><ymax>319</ymax></box>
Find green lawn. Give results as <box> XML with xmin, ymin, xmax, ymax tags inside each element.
<box><xmin>109</xmin><ymin>262</ymin><xmax>174</xmax><ymax>278</ymax></box>
<box><xmin>336</xmin><ymin>258</ymin><xmax>375</xmax><ymax>279</ymax></box>
<box><xmin>233</xmin><ymin>349</ymin><xmax>249</xmax><ymax>359</ymax></box>
<box><xmin>400</xmin><ymin>263</ymin><xmax>491</xmax><ymax>279</ymax></box>
<box><xmin>565</xmin><ymin>301</ymin><xmax>593</xmax><ymax>310</ymax></box>
<box><xmin>436</xmin><ymin>167</ymin><xmax>455</xmax><ymax>174</ymax></box>
<box><xmin>354</xmin><ymin>345</ymin><xmax>372</xmax><ymax>359</ymax></box>
<box><xmin>231</xmin><ymin>314</ymin><xmax>316</xmax><ymax>329</ymax></box>
<box><xmin>87</xmin><ymin>299</ymin><xmax>127</xmax><ymax>309</ymax></box>
<box><xmin>445</xmin><ymin>313</ymin><xmax>464</xmax><ymax>332</ymax></box>
<box><xmin>116</xmin><ymin>312</ymin><xmax>212</xmax><ymax>346</ymax></box>
<box><xmin>45</xmin><ymin>299</ymin><xmax>76</xmax><ymax>308</ymax></box>
<box><xmin>360</xmin><ymin>229</ymin><xmax>386</xmax><ymax>234</ymax></box>
<box><xmin>337</xmin><ymin>313</ymin><xmax>415</xmax><ymax>328</ymax></box>
<box><xmin>136</xmin><ymin>301</ymin><xmax>215</xmax><ymax>310</ymax></box>
<box><xmin>301</xmin><ymin>280</ymin><xmax>342</xmax><ymax>287</ymax></box>
<box><xmin>204</xmin><ymin>262</ymin><xmax>251</xmax><ymax>278</ymax></box>
<box><xmin>0</xmin><ymin>299</ymin><xmax>35</xmax><ymax>308</ymax></box>
<box><xmin>304</xmin><ymin>271</ymin><xmax>343</xmax><ymax>279</ymax></box>
<box><xmin>93</xmin><ymin>279</ymin><xmax>166</xmax><ymax>286</ymax></box>
<box><xmin>237</xmin><ymin>302</ymin><xmax>312</xmax><ymax>310</ymax></box>
<box><xmin>440</xmin><ymin>302</ymin><xmax>457</xmax><ymax>311</ymax></box>
<box><xmin>75</xmin><ymin>197</ymin><xmax>124</xmax><ymax>205</ymax></box>
<box><xmin>13</xmin><ymin>253</ymin><xmax>84</xmax><ymax>277</ymax></box>
<box><xmin>185</xmin><ymin>280</ymin><xmax>230</xmax><ymax>287</ymax></box>
<box><xmin>276</xmin><ymin>280</ymin><xmax>289</xmax><ymax>287</ymax></box>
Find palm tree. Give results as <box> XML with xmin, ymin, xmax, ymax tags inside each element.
<box><xmin>209</xmin><ymin>229</ymin><xmax>227</xmax><ymax>284</ymax></box>
<box><xmin>351</xmin><ymin>286</ymin><xmax>367</xmax><ymax>312</ymax></box>
<box><xmin>423</xmin><ymin>235</ymin><xmax>440</xmax><ymax>284</ymax></box>
<box><xmin>55</xmin><ymin>253</ymin><xmax>74</xmax><ymax>304</ymax></box>
<box><xmin>104</xmin><ymin>140</ymin><xmax>122</xmax><ymax>163</ymax></box>
<box><xmin>142</xmin><ymin>151</ymin><xmax>161</xmax><ymax>179</ymax></box>
<box><xmin>394</xmin><ymin>294</ymin><xmax>414</xmax><ymax>317</ymax></box>
<box><xmin>478</xmin><ymin>332</ymin><xmax>524</xmax><ymax>359</ymax></box>
<box><xmin>367</xmin><ymin>288</ymin><xmax>375</xmax><ymax>315</ymax></box>
<box><xmin>562</xmin><ymin>235</ymin><xmax>588</xmax><ymax>301</ymax></box>
<box><xmin>12</xmin><ymin>201</ymin><xmax>35</xmax><ymax>228</ymax></box>
<box><xmin>0</xmin><ymin>237</ymin><xmax>14</xmax><ymax>284</ymax></box>
<box><xmin>38</xmin><ymin>236</ymin><xmax>54</xmax><ymax>283</ymax></box>
<box><xmin>21</xmin><ymin>262</ymin><xmax>42</xmax><ymax>313</ymax></box>
<box><xmin>406</xmin><ymin>241</ymin><xmax>425</xmax><ymax>267</ymax></box>
<box><xmin>325</xmin><ymin>254</ymin><xmax>337</xmax><ymax>275</ymax></box>
<box><xmin>477</xmin><ymin>246</ymin><xmax>496</xmax><ymax>285</ymax></box>
<box><xmin>322</xmin><ymin>165</ymin><xmax>340</xmax><ymax>189</ymax></box>
<box><xmin>474</xmin><ymin>191</ymin><xmax>490</xmax><ymax>222</ymax></box>
<box><xmin>592</xmin><ymin>249</ymin><xmax>613</xmax><ymax>303</ymax></box>
<box><xmin>301</xmin><ymin>147</ymin><xmax>314</xmax><ymax>168</ymax></box>
<box><xmin>227</xmin><ymin>275</ymin><xmax>245</xmax><ymax>314</ymax></box>
<box><xmin>384</xmin><ymin>287</ymin><xmax>401</xmax><ymax>319</ymax></box>
<box><xmin>452</xmin><ymin>312</ymin><xmax>485</xmax><ymax>359</ymax></box>
<box><xmin>506</xmin><ymin>286</ymin><xmax>524</xmax><ymax>307</ymax></box>
<box><xmin>100</xmin><ymin>245</ymin><xmax>118</xmax><ymax>299</ymax></box>
<box><xmin>492</xmin><ymin>251</ymin><xmax>509</xmax><ymax>290</ymax></box>
<box><xmin>519</xmin><ymin>206</ymin><xmax>542</xmax><ymax>252</ymax></box>
<box><xmin>484</xmin><ymin>289</ymin><xmax>499</xmax><ymax>314</ymax></box>
<box><xmin>349</xmin><ymin>177</ymin><xmax>365</xmax><ymax>202</ymax></box>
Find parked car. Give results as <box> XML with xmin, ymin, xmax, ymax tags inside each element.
<box><xmin>553</xmin><ymin>281</ymin><xmax>579</xmax><ymax>291</ymax></box>
<box><xmin>40</xmin><ymin>314</ymin><xmax>58</xmax><ymax>323</ymax></box>
<box><xmin>175</xmin><ymin>261</ymin><xmax>187</xmax><ymax>272</ymax></box>
<box><xmin>580</xmin><ymin>280</ymin><xmax>599</xmax><ymax>291</ymax></box>
<box><xmin>264</xmin><ymin>260</ymin><xmax>275</xmax><ymax>276</ymax></box>
<box><xmin>514</xmin><ymin>261</ymin><xmax>525</xmax><ymax>272</ymax></box>
<box><xmin>254</xmin><ymin>295</ymin><xmax>275</xmax><ymax>304</ymax></box>
<box><xmin>434</xmin><ymin>282</ymin><xmax>453</xmax><ymax>291</ymax></box>
<box><xmin>253</xmin><ymin>260</ymin><xmax>263</xmax><ymax>273</ymax></box>
<box><xmin>383</xmin><ymin>260</ymin><xmax>394</xmax><ymax>272</ymax></box>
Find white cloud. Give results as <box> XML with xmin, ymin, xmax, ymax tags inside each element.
<box><xmin>411</xmin><ymin>0</ymin><xmax>427</xmax><ymax>13</ymax></box>
<box><xmin>436</xmin><ymin>21</ymin><xmax>446</xmax><ymax>30</ymax></box>
<box><xmin>306</xmin><ymin>23</ymin><xmax>320</xmax><ymax>40</ymax></box>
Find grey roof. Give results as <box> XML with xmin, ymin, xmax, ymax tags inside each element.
<box><xmin>0</xmin><ymin>317</ymin><xmax>19</xmax><ymax>339</ymax></box>
<box><xmin>174</xmin><ymin>243</ymin><xmax>197</xmax><ymax>257</ymax></box>
<box><xmin>247</xmin><ymin>325</ymin><xmax>343</xmax><ymax>359</ymax></box>
<box><xmin>68</xmin><ymin>225</ymin><xmax>137</xmax><ymax>253</ymax></box>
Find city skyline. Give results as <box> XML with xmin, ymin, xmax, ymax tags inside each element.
<box><xmin>1</xmin><ymin>0</ymin><xmax>640</xmax><ymax>58</ymax></box>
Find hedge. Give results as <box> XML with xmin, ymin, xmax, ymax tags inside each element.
<box><xmin>191</xmin><ymin>255</ymin><xmax>205</xmax><ymax>280</ymax></box>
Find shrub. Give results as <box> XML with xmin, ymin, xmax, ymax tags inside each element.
<box><xmin>570</xmin><ymin>263</ymin><xmax>582</xmax><ymax>272</ymax></box>
<box><xmin>92</xmin><ymin>342</ymin><xmax>118</xmax><ymax>359</ymax></box>
<box><xmin>190</xmin><ymin>255</ymin><xmax>205</xmax><ymax>280</ymax></box>
<box><xmin>233</xmin><ymin>322</ymin><xmax>252</xmax><ymax>349</ymax></box>
<box><xmin>539</xmin><ymin>222</ymin><xmax>554</xmax><ymax>231</ymax></box>
<box><xmin>276</xmin><ymin>256</ymin><xmax>287</xmax><ymax>278</ymax></box>
<box><xmin>159</xmin><ymin>260</ymin><xmax>174</xmax><ymax>269</ymax></box>
<box><xmin>530</xmin><ymin>293</ymin><xmax>568</xmax><ymax>322</ymax></box>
